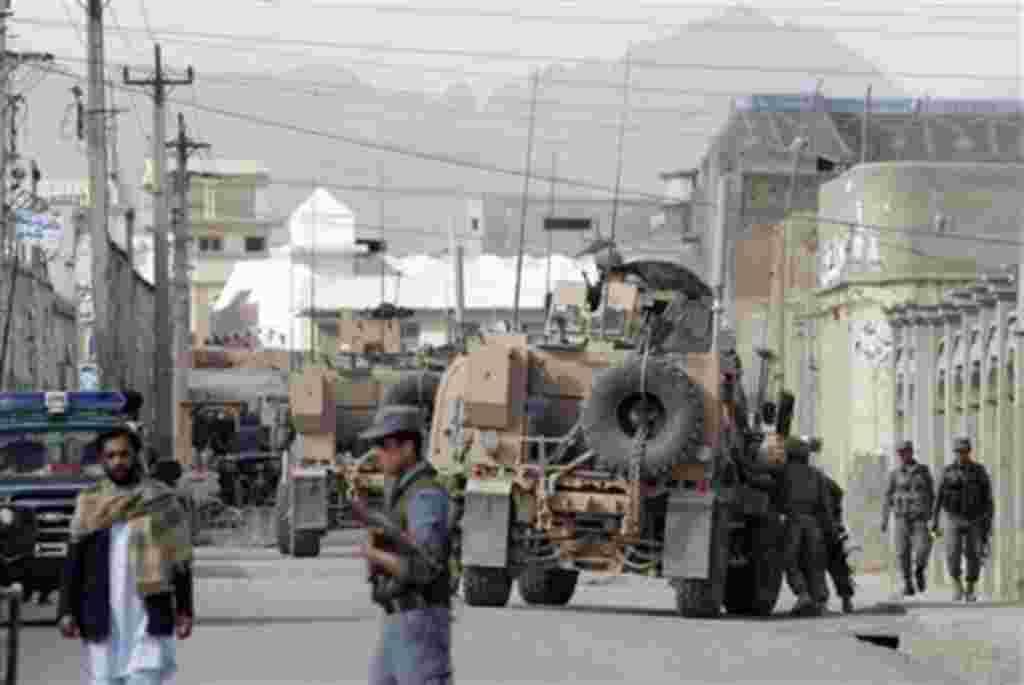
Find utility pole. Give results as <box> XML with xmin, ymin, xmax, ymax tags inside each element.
<box><xmin>545</xmin><ymin>151</ymin><xmax>558</xmax><ymax>300</ymax></box>
<box><xmin>511</xmin><ymin>70</ymin><xmax>539</xmax><ymax>332</ymax></box>
<box><xmin>124</xmin><ymin>44</ymin><xmax>194</xmax><ymax>461</ymax></box>
<box><xmin>860</xmin><ymin>85</ymin><xmax>872</xmax><ymax>164</ymax></box>
<box><xmin>84</xmin><ymin>0</ymin><xmax>114</xmax><ymax>391</ymax></box>
<box><xmin>167</xmin><ymin>113</ymin><xmax>208</xmax><ymax>466</ymax></box>
<box><xmin>600</xmin><ymin>48</ymin><xmax>632</xmax><ymax>339</ymax></box>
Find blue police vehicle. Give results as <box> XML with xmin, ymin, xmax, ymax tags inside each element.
<box><xmin>0</xmin><ymin>391</ymin><xmax>143</xmax><ymax>612</ymax></box>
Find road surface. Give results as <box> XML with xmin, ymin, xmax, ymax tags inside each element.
<box><xmin>17</xmin><ymin>531</ymin><xmax>971</xmax><ymax>685</ymax></box>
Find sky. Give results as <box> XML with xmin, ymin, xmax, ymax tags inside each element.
<box><xmin>11</xmin><ymin>0</ymin><xmax>1024</xmax><ymax>101</ymax></box>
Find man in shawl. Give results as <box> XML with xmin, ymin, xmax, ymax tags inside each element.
<box><xmin>58</xmin><ymin>427</ymin><xmax>194</xmax><ymax>685</ymax></box>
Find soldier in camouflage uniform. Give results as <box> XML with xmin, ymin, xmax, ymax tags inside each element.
<box><xmin>805</xmin><ymin>437</ymin><xmax>856</xmax><ymax>614</ymax></box>
<box><xmin>932</xmin><ymin>436</ymin><xmax>994</xmax><ymax>603</ymax></box>
<box><xmin>358</xmin><ymin>406</ymin><xmax>453</xmax><ymax>685</ymax></box>
<box><xmin>881</xmin><ymin>440</ymin><xmax>935</xmax><ymax>596</ymax></box>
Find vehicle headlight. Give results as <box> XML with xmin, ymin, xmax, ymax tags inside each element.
<box><xmin>0</xmin><ymin>508</ymin><xmax>14</xmax><ymax>526</ymax></box>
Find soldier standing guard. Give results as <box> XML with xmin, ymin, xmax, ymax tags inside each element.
<box><xmin>358</xmin><ymin>406</ymin><xmax>454</xmax><ymax>685</ymax></box>
<box><xmin>881</xmin><ymin>440</ymin><xmax>935</xmax><ymax>596</ymax></box>
<box><xmin>932</xmin><ymin>436</ymin><xmax>993</xmax><ymax>603</ymax></box>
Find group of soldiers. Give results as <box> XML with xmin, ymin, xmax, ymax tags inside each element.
<box><xmin>765</xmin><ymin>431</ymin><xmax>994</xmax><ymax>617</ymax></box>
<box><xmin>881</xmin><ymin>436</ymin><xmax>994</xmax><ymax>603</ymax></box>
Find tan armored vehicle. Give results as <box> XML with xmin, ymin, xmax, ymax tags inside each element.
<box><xmin>430</xmin><ymin>259</ymin><xmax>792</xmax><ymax>617</ymax></box>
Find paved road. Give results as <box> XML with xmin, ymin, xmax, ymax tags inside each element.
<box><xmin>16</xmin><ymin>532</ymin><xmax>974</xmax><ymax>685</ymax></box>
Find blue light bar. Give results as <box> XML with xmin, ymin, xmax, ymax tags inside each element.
<box><xmin>0</xmin><ymin>393</ymin><xmax>46</xmax><ymax>413</ymax></box>
<box><xmin>0</xmin><ymin>391</ymin><xmax>129</xmax><ymax>415</ymax></box>
<box><xmin>68</xmin><ymin>392</ymin><xmax>128</xmax><ymax>413</ymax></box>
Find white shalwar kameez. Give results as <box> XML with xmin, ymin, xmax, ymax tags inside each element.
<box><xmin>82</xmin><ymin>522</ymin><xmax>178</xmax><ymax>685</ymax></box>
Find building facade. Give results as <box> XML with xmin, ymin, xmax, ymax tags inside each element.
<box><xmin>142</xmin><ymin>159</ymin><xmax>281</xmax><ymax>345</ymax></box>
<box><xmin>755</xmin><ymin>160</ymin><xmax>1024</xmax><ymax>597</ymax></box>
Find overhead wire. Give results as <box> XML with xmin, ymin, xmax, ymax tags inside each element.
<box><xmin>48</xmin><ymin>53</ymin><xmax>719</xmax><ymax>117</ymax></box>
<box><xmin>220</xmin><ymin>1</ymin><xmax>1021</xmax><ymax>38</ymax></box>
<box><xmin>15</xmin><ymin>17</ymin><xmax>1023</xmax><ymax>80</ymax></box>
<box><xmin>33</xmin><ymin>66</ymin><xmax>1024</xmax><ymax>250</ymax></box>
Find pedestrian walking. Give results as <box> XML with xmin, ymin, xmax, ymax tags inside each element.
<box><xmin>778</xmin><ymin>437</ymin><xmax>833</xmax><ymax>616</ymax></box>
<box><xmin>358</xmin><ymin>405</ymin><xmax>454</xmax><ymax>685</ymax></box>
<box><xmin>932</xmin><ymin>436</ymin><xmax>993</xmax><ymax>602</ymax></box>
<box><xmin>58</xmin><ymin>427</ymin><xmax>194</xmax><ymax>685</ymax></box>
<box><xmin>881</xmin><ymin>440</ymin><xmax>935</xmax><ymax>596</ymax></box>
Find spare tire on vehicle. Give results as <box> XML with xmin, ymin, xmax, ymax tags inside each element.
<box><xmin>581</xmin><ymin>357</ymin><xmax>704</xmax><ymax>479</ymax></box>
<box><xmin>382</xmin><ymin>371</ymin><xmax>442</xmax><ymax>416</ymax></box>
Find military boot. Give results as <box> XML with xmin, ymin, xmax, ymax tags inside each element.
<box><xmin>791</xmin><ymin>593</ymin><xmax>817</xmax><ymax>616</ymax></box>
<box><xmin>951</xmin><ymin>577</ymin><xmax>964</xmax><ymax>601</ymax></box>
<box><xmin>915</xmin><ymin>567</ymin><xmax>927</xmax><ymax>593</ymax></box>
<box><xmin>964</xmin><ymin>581</ymin><xmax>977</xmax><ymax>603</ymax></box>
<box><xmin>902</xmin><ymin>577</ymin><xmax>916</xmax><ymax>597</ymax></box>
<box><xmin>841</xmin><ymin>596</ymin><xmax>854</xmax><ymax>614</ymax></box>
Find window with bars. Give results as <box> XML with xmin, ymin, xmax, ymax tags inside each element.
<box><xmin>199</xmin><ymin>237</ymin><xmax>223</xmax><ymax>252</ymax></box>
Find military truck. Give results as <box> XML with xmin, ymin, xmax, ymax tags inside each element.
<box><xmin>0</xmin><ymin>391</ymin><xmax>145</xmax><ymax>617</ymax></box>
<box><xmin>430</xmin><ymin>259</ymin><xmax>791</xmax><ymax>618</ymax></box>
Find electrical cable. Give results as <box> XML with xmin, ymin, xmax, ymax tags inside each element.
<box><xmin>15</xmin><ymin>17</ymin><xmax>1023</xmax><ymax>80</ymax></box>
<box><xmin>36</xmin><ymin>63</ymin><xmax>1024</xmax><ymax>249</ymax></box>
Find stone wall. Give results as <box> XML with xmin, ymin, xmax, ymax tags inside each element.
<box><xmin>0</xmin><ymin>240</ymin><xmax>157</xmax><ymax>428</ymax></box>
<box><xmin>0</xmin><ymin>246</ymin><xmax>78</xmax><ymax>390</ymax></box>
<box><xmin>105</xmin><ymin>241</ymin><xmax>157</xmax><ymax>427</ymax></box>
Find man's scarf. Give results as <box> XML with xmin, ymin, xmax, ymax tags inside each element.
<box><xmin>70</xmin><ymin>478</ymin><xmax>193</xmax><ymax>597</ymax></box>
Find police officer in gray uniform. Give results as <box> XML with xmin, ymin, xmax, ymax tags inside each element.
<box><xmin>932</xmin><ymin>436</ymin><xmax>994</xmax><ymax>603</ymax></box>
<box><xmin>881</xmin><ymin>440</ymin><xmax>935</xmax><ymax>596</ymax></box>
<box><xmin>359</xmin><ymin>405</ymin><xmax>453</xmax><ymax>685</ymax></box>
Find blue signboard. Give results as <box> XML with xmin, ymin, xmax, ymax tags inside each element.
<box><xmin>14</xmin><ymin>209</ymin><xmax>64</xmax><ymax>245</ymax></box>
<box><xmin>734</xmin><ymin>94</ymin><xmax>1023</xmax><ymax>115</ymax></box>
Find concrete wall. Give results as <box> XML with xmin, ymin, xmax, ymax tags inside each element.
<box><xmin>0</xmin><ymin>247</ymin><xmax>78</xmax><ymax>390</ymax></box>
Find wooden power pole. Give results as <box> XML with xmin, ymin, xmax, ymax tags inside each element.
<box><xmin>167</xmin><ymin>113</ymin><xmax>208</xmax><ymax>464</ymax></box>
<box><xmin>124</xmin><ymin>44</ymin><xmax>194</xmax><ymax>460</ymax></box>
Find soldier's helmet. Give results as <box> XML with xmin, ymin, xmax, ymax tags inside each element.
<box><xmin>358</xmin><ymin>405</ymin><xmax>424</xmax><ymax>445</ymax></box>
<box><xmin>953</xmin><ymin>435</ymin><xmax>972</xmax><ymax>452</ymax></box>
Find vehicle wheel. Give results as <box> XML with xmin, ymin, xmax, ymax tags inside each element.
<box><xmin>462</xmin><ymin>566</ymin><xmax>513</xmax><ymax>607</ymax></box>
<box><xmin>723</xmin><ymin>518</ymin><xmax>784</xmax><ymax>617</ymax></box>
<box><xmin>582</xmin><ymin>357</ymin><xmax>704</xmax><ymax>479</ymax></box>
<box><xmin>672</xmin><ymin>500</ymin><xmax>728</xmax><ymax>619</ymax></box>
<box><xmin>382</xmin><ymin>371</ymin><xmax>442</xmax><ymax>413</ymax></box>
<box><xmin>518</xmin><ymin>567</ymin><xmax>579</xmax><ymax>606</ymax></box>
<box><xmin>292</xmin><ymin>530</ymin><xmax>321</xmax><ymax>558</ymax></box>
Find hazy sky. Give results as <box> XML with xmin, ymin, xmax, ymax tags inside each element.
<box><xmin>13</xmin><ymin>0</ymin><xmax>1024</xmax><ymax>100</ymax></box>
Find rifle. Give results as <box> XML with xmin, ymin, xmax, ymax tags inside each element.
<box><xmin>349</xmin><ymin>498</ymin><xmax>444</xmax><ymax>575</ymax></box>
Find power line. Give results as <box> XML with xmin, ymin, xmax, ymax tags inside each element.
<box><xmin>38</xmin><ymin>64</ymin><xmax>1024</xmax><ymax>251</ymax></box>
<box><xmin>40</xmin><ymin>63</ymin><xmax>677</xmax><ymax>203</ymax></box>
<box><xmin>17</xmin><ymin>17</ymin><xmax>1023</xmax><ymax>80</ymax></box>
<box><xmin>258</xmin><ymin>1</ymin><xmax>1022</xmax><ymax>37</ymax></box>
<box><xmin>48</xmin><ymin>53</ymin><xmax>718</xmax><ymax>117</ymax></box>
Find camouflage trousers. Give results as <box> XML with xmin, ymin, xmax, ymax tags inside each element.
<box><xmin>893</xmin><ymin>516</ymin><xmax>932</xmax><ymax>582</ymax></box>
<box><xmin>370</xmin><ymin>607</ymin><xmax>453</xmax><ymax>685</ymax></box>
<box><xmin>783</xmin><ymin>514</ymin><xmax>829</xmax><ymax>603</ymax></box>
<box><xmin>942</xmin><ymin>513</ymin><xmax>985</xmax><ymax>584</ymax></box>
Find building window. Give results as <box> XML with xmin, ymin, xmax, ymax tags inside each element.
<box><xmin>245</xmin><ymin>236</ymin><xmax>266</xmax><ymax>253</ymax></box>
<box><xmin>199</xmin><ymin>237</ymin><xmax>223</xmax><ymax>252</ymax></box>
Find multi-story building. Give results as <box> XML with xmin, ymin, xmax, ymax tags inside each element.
<box><xmin>141</xmin><ymin>159</ymin><xmax>281</xmax><ymax>345</ymax></box>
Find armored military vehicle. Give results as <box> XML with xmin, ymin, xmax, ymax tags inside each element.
<box><xmin>430</xmin><ymin>259</ymin><xmax>790</xmax><ymax>617</ymax></box>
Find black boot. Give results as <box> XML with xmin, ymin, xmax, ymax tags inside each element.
<box><xmin>915</xmin><ymin>567</ymin><xmax>927</xmax><ymax>593</ymax></box>
<box><xmin>902</xmin><ymin>579</ymin><xmax>916</xmax><ymax>597</ymax></box>
<box><xmin>841</xmin><ymin>596</ymin><xmax>854</xmax><ymax>614</ymax></box>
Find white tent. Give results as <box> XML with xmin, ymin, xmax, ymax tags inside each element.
<box><xmin>214</xmin><ymin>249</ymin><xmax>597</xmax><ymax>351</ymax></box>
<box><xmin>288</xmin><ymin>188</ymin><xmax>361</xmax><ymax>262</ymax></box>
